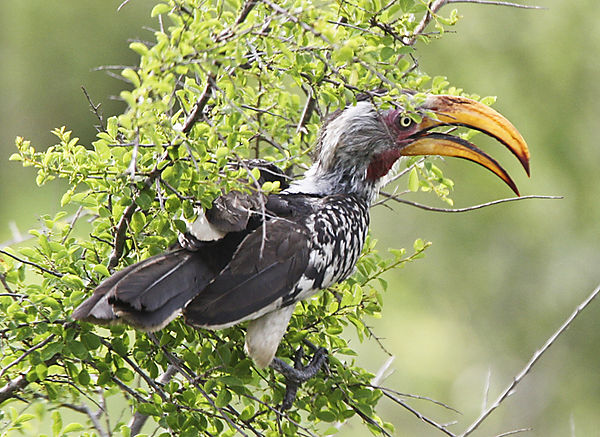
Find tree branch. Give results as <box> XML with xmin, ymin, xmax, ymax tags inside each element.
<box><xmin>376</xmin><ymin>194</ymin><xmax>562</xmax><ymax>212</ymax></box>
<box><xmin>129</xmin><ymin>364</ymin><xmax>178</xmax><ymax>436</ymax></box>
<box><xmin>52</xmin><ymin>399</ymin><xmax>109</xmax><ymax>437</ymax></box>
<box><xmin>0</xmin><ymin>249</ymin><xmax>63</xmax><ymax>278</ymax></box>
<box><xmin>0</xmin><ymin>374</ymin><xmax>29</xmax><ymax>405</ymax></box>
<box><xmin>460</xmin><ymin>281</ymin><xmax>600</xmax><ymax>436</ymax></box>
<box><xmin>107</xmin><ymin>163</ymin><xmax>163</xmax><ymax>270</ymax></box>
<box><xmin>81</xmin><ymin>86</ymin><xmax>106</xmax><ymax>132</ymax></box>
<box><xmin>147</xmin><ymin>334</ymin><xmax>250</xmax><ymax>437</ymax></box>
<box><xmin>0</xmin><ymin>335</ymin><xmax>56</xmax><ymax>380</ymax></box>
<box><xmin>404</xmin><ymin>0</ymin><xmax>449</xmax><ymax>46</ymax></box>
<box><xmin>447</xmin><ymin>0</ymin><xmax>544</xmax><ymax>9</ymax></box>
<box><xmin>382</xmin><ymin>389</ymin><xmax>457</xmax><ymax>436</ymax></box>
<box><xmin>182</xmin><ymin>74</ymin><xmax>215</xmax><ymax>135</ymax></box>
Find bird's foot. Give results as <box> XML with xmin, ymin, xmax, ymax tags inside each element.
<box><xmin>270</xmin><ymin>343</ymin><xmax>328</xmax><ymax>410</ymax></box>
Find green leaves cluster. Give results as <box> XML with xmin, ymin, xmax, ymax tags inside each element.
<box><xmin>1</xmin><ymin>0</ymin><xmax>466</xmax><ymax>435</ymax></box>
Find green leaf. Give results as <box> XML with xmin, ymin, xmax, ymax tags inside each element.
<box><xmin>413</xmin><ymin>238</ymin><xmax>425</xmax><ymax>251</ymax></box>
<box><xmin>52</xmin><ymin>410</ymin><xmax>62</xmax><ymax>437</ymax></box>
<box><xmin>129</xmin><ymin>42</ymin><xmax>148</xmax><ymax>57</ymax></box>
<box><xmin>62</xmin><ymin>423</ymin><xmax>84</xmax><ymax>434</ymax></box>
<box><xmin>130</xmin><ymin>211</ymin><xmax>146</xmax><ymax>234</ymax></box>
<box><xmin>215</xmin><ymin>389</ymin><xmax>232</xmax><ymax>408</ymax></box>
<box><xmin>62</xmin><ymin>274</ymin><xmax>85</xmax><ymax>289</ymax></box>
<box><xmin>408</xmin><ymin>167</ymin><xmax>419</xmax><ymax>192</ymax></box>
<box><xmin>68</xmin><ymin>341</ymin><xmax>88</xmax><ymax>359</ymax></box>
<box><xmin>137</xmin><ymin>403</ymin><xmax>159</xmax><ymax>416</ymax></box>
<box><xmin>93</xmin><ymin>264</ymin><xmax>110</xmax><ymax>277</ymax></box>
<box><xmin>116</xmin><ymin>367</ymin><xmax>134</xmax><ymax>382</ymax></box>
<box><xmin>151</xmin><ymin>3</ymin><xmax>171</xmax><ymax>17</ymax></box>
<box><xmin>316</xmin><ymin>410</ymin><xmax>337</xmax><ymax>422</ymax></box>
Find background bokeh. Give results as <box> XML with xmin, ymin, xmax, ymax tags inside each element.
<box><xmin>1</xmin><ymin>1</ymin><xmax>599</xmax><ymax>436</ymax></box>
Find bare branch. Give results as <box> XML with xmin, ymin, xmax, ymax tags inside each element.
<box><xmin>373</xmin><ymin>385</ymin><xmax>462</xmax><ymax>415</ymax></box>
<box><xmin>81</xmin><ymin>86</ymin><xmax>105</xmax><ymax>132</ymax></box>
<box><xmin>377</xmin><ymin>194</ymin><xmax>562</xmax><ymax>212</ymax></box>
<box><xmin>447</xmin><ymin>0</ymin><xmax>544</xmax><ymax>9</ymax></box>
<box><xmin>461</xmin><ymin>282</ymin><xmax>600</xmax><ymax>436</ymax></box>
<box><xmin>382</xmin><ymin>390</ymin><xmax>457</xmax><ymax>436</ymax></box>
<box><xmin>494</xmin><ymin>428</ymin><xmax>533</xmax><ymax>437</ymax></box>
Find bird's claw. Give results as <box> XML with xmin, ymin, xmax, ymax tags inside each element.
<box><xmin>270</xmin><ymin>346</ymin><xmax>328</xmax><ymax>410</ymax></box>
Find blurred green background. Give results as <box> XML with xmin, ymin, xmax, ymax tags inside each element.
<box><xmin>1</xmin><ymin>1</ymin><xmax>599</xmax><ymax>436</ymax></box>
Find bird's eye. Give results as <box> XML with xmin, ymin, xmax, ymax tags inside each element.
<box><xmin>397</xmin><ymin>115</ymin><xmax>413</xmax><ymax>129</ymax></box>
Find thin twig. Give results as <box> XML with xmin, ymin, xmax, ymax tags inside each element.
<box><xmin>126</xmin><ymin>131</ymin><xmax>140</xmax><ymax>179</ymax></box>
<box><xmin>461</xmin><ymin>282</ymin><xmax>600</xmax><ymax>436</ymax></box>
<box><xmin>403</xmin><ymin>0</ymin><xmax>449</xmax><ymax>46</ymax></box>
<box><xmin>377</xmin><ymin>194</ymin><xmax>562</xmax><ymax>212</ymax></box>
<box><xmin>373</xmin><ymin>385</ymin><xmax>462</xmax><ymax>415</ymax></box>
<box><xmin>50</xmin><ymin>399</ymin><xmax>109</xmax><ymax>437</ymax></box>
<box><xmin>482</xmin><ymin>367</ymin><xmax>492</xmax><ymax>411</ymax></box>
<box><xmin>447</xmin><ymin>0</ymin><xmax>544</xmax><ymax>9</ymax></box>
<box><xmin>98</xmin><ymin>338</ymin><xmax>169</xmax><ymax>402</ymax></box>
<box><xmin>383</xmin><ymin>390</ymin><xmax>457</xmax><ymax>436</ymax></box>
<box><xmin>117</xmin><ymin>0</ymin><xmax>132</xmax><ymax>11</ymax></box>
<box><xmin>81</xmin><ymin>86</ymin><xmax>105</xmax><ymax>132</ymax></box>
<box><xmin>0</xmin><ymin>334</ymin><xmax>56</xmax><ymax>379</ymax></box>
<box><xmin>0</xmin><ymin>249</ymin><xmax>63</xmax><ymax>278</ymax></box>
<box><xmin>0</xmin><ymin>274</ymin><xmax>16</xmax><ymax>294</ymax></box>
<box><xmin>494</xmin><ymin>428</ymin><xmax>533</xmax><ymax>437</ymax></box>
<box><xmin>61</xmin><ymin>206</ymin><xmax>84</xmax><ymax>244</ymax></box>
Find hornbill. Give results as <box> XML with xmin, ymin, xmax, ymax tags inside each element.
<box><xmin>73</xmin><ymin>95</ymin><xmax>529</xmax><ymax>393</ymax></box>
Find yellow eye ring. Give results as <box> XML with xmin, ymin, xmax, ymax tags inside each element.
<box><xmin>398</xmin><ymin>115</ymin><xmax>412</xmax><ymax>128</ymax></box>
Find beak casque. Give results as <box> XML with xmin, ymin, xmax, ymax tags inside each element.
<box><xmin>399</xmin><ymin>95</ymin><xmax>530</xmax><ymax>195</ymax></box>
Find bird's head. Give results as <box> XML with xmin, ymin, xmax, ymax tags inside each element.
<box><xmin>291</xmin><ymin>94</ymin><xmax>530</xmax><ymax>201</ymax></box>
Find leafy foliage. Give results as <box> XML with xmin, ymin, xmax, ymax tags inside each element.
<box><xmin>0</xmin><ymin>0</ymin><xmax>473</xmax><ymax>435</ymax></box>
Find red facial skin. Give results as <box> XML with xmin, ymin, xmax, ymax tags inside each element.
<box><xmin>366</xmin><ymin>110</ymin><xmax>420</xmax><ymax>181</ymax></box>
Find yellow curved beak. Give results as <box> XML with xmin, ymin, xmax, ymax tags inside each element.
<box><xmin>400</xmin><ymin>95</ymin><xmax>530</xmax><ymax>195</ymax></box>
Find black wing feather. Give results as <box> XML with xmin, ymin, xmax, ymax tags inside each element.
<box><xmin>183</xmin><ymin>219</ymin><xmax>310</xmax><ymax>327</ymax></box>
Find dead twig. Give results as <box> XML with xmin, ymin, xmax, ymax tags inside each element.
<box><xmin>384</xmin><ymin>389</ymin><xmax>458</xmax><ymax>436</ymax></box>
<box><xmin>81</xmin><ymin>86</ymin><xmax>105</xmax><ymax>132</ymax></box>
<box><xmin>460</xmin><ymin>281</ymin><xmax>600</xmax><ymax>436</ymax></box>
<box><xmin>447</xmin><ymin>0</ymin><xmax>544</xmax><ymax>9</ymax></box>
<box><xmin>494</xmin><ymin>428</ymin><xmax>533</xmax><ymax>437</ymax></box>
<box><xmin>376</xmin><ymin>194</ymin><xmax>562</xmax><ymax>212</ymax></box>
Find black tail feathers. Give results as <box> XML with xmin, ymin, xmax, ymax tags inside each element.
<box><xmin>72</xmin><ymin>249</ymin><xmax>220</xmax><ymax>331</ymax></box>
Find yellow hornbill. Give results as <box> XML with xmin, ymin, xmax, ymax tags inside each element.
<box><xmin>73</xmin><ymin>94</ymin><xmax>529</xmax><ymax>401</ymax></box>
